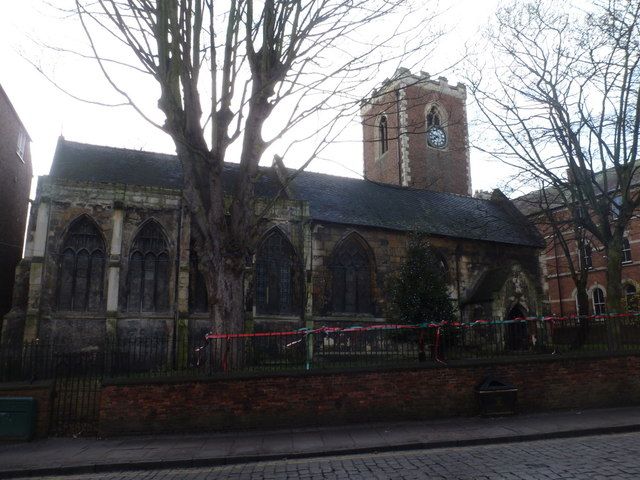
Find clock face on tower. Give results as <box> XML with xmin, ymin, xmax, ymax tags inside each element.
<box><xmin>427</xmin><ymin>126</ymin><xmax>447</xmax><ymax>149</ymax></box>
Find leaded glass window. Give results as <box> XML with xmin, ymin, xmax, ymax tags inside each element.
<box><xmin>57</xmin><ymin>216</ymin><xmax>105</xmax><ymax>311</ymax></box>
<box><xmin>330</xmin><ymin>235</ymin><xmax>373</xmax><ymax>314</ymax></box>
<box><xmin>127</xmin><ymin>221</ymin><xmax>170</xmax><ymax>312</ymax></box>
<box><xmin>255</xmin><ymin>230</ymin><xmax>301</xmax><ymax>315</ymax></box>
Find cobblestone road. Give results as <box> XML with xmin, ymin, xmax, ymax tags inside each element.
<box><xmin>27</xmin><ymin>431</ymin><xmax>640</xmax><ymax>479</ymax></box>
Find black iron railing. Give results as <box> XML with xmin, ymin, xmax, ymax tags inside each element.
<box><xmin>3</xmin><ymin>315</ymin><xmax>640</xmax><ymax>381</ymax></box>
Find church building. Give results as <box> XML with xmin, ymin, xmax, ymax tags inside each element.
<box><xmin>1</xmin><ymin>70</ymin><xmax>545</xmax><ymax>348</ymax></box>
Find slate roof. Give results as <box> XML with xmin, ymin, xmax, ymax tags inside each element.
<box><xmin>514</xmin><ymin>168</ymin><xmax>640</xmax><ymax>217</ymax></box>
<box><xmin>464</xmin><ymin>268</ymin><xmax>510</xmax><ymax>304</ymax></box>
<box><xmin>48</xmin><ymin>139</ymin><xmax>544</xmax><ymax>248</ymax></box>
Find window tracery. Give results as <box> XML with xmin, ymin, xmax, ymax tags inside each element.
<box><xmin>255</xmin><ymin>229</ymin><xmax>301</xmax><ymax>315</ymax></box>
<box><xmin>57</xmin><ymin>217</ymin><xmax>105</xmax><ymax>311</ymax></box>
<box><xmin>126</xmin><ymin>221</ymin><xmax>170</xmax><ymax>312</ymax></box>
<box><xmin>330</xmin><ymin>235</ymin><xmax>373</xmax><ymax>314</ymax></box>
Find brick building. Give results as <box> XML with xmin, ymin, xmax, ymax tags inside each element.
<box><xmin>1</xmin><ymin>70</ymin><xmax>544</xmax><ymax>348</ymax></box>
<box><xmin>517</xmin><ymin>177</ymin><xmax>640</xmax><ymax>316</ymax></box>
<box><xmin>0</xmin><ymin>84</ymin><xmax>32</xmax><ymax>324</ymax></box>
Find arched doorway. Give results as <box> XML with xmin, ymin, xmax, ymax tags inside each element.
<box><xmin>505</xmin><ymin>304</ymin><xmax>528</xmax><ymax>351</ymax></box>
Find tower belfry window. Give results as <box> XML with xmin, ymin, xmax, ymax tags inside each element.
<box><xmin>427</xmin><ymin>106</ymin><xmax>441</xmax><ymax>128</ymax></box>
<box><xmin>378</xmin><ymin>115</ymin><xmax>389</xmax><ymax>155</ymax></box>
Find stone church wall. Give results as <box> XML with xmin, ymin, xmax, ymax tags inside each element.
<box><xmin>309</xmin><ymin>222</ymin><xmax>542</xmax><ymax>325</ymax></box>
<box><xmin>3</xmin><ymin>176</ymin><xmax>543</xmax><ymax>348</ymax></box>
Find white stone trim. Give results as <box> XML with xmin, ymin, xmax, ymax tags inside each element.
<box><xmin>398</xmin><ymin>84</ymin><xmax>411</xmax><ymax>186</ymax></box>
<box><xmin>106</xmin><ymin>208</ymin><xmax>124</xmax><ymax>312</ymax></box>
<box><xmin>31</xmin><ymin>201</ymin><xmax>50</xmax><ymax>258</ymax></box>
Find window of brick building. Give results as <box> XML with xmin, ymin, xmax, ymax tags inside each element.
<box><xmin>255</xmin><ymin>229</ymin><xmax>301</xmax><ymax>315</ymax></box>
<box><xmin>57</xmin><ymin>216</ymin><xmax>105</xmax><ymax>311</ymax></box>
<box><xmin>330</xmin><ymin>234</ymin><xmax>373</xmax><ymax>314</ymax></box>
<box><xmin>612</xmin><ymin>195</ymin><xmax>622</xmax><ymax>218</ymax></box>
<box><xmin>580</xmin><ymin>243</ymin><xmax>593</xmax><ymax>269</ymax></box>
<box><xmin>16</xmin><ymin>130</ymin><xmax>27</xmax><ymax>161</ymax></box>
<box><xmin>625</xmin><ymin>283</ymin><xmax>637</xmax><ymax>308</ymax></box>
<box><xmin>622</xmin><ymin>237</ymin><xmax>632</xmax><ymax>263</ymax></box>
<box><xmin>378</xmin><ymin>115</ymin><xmax>389</xmax><ymax>155</ymax></box>
<box><xmin>592</xmin><ymin>287</ymin><xmax>606</xmax><ymax>315</ymax></box>
<box><xmin>127</xmin><ymin>220</ymin><xmax>170</xmax><ymax>312</ymax></box>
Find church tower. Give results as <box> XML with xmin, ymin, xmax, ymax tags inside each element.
<box><xmin>361</xmin><ymin>69</ymin><xmax>471</xmax><ymax>196</ymax></box>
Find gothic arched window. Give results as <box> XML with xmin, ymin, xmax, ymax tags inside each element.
<box><xmin>189</xmin><ymin>243</ymin><xmax>209</xmax><ymax>313</ymax></box>
<box><xmin>57</xmin><ymin>216</ymin><xmax>105</xmax><ymax>311</ymax></box>
<box><xmin>330</xmin><ymin>235</ymin><xmax>373</xmax><ymax>314</ymax></box>
<box><xmin>378</xmin><ymin>115</ymin><xmax>389</xmax><ymax>155</ymax></box>
<box><xmin>127</xmin><ymin>221</ymin><xmax>170</xmax><ymax>312</ymax></box>
<box><xmin>255</xmin><ymin>229</ymin><xmax>301</xmax><ymax>315</ymax></box>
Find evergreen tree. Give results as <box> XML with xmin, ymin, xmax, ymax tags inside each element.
<box><xmin>387</xmin><ymin>236</ymin><xmax>456</xmax><ymax>325</ymax></box>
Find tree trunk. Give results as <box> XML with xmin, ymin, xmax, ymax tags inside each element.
<box><xmin>606</xmin><ymin>237</ymin><xmax>623</xmax><ymax>313</ymax></box>
<box><xmin>576</xmin><ymin>283</ymin><xmax>590</xmax><ymax>317</ymax></box>
<box><xmin>574</xmin><ymin>280</ymin><xmax>590</xmax><ymax>348</ymax></box>
<box><xmin>605</xmin><ymin>236</ymin><xmax>623</xmax><ymax>350</ymax></box>
<box><xmin>200</xmin><ymin>256</ymin><xmax>245</xmax><ymax>333</ymax></box>
<box><xmin>211</xmin><ymin>264</ymin><xmax>245</xmax><ymax>334</ymax></box>
<box><xmin>201</xmin><ymin>258</ymin><xmax>245</xmax><ymax>371</ymax></box>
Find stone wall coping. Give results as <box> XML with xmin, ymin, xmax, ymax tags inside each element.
<box><xmin>0</xmin><ymin>380</ymin><xmax>54</xmax><ymax>392</ymax></box>
<box><xmin>101</xmin><ymin>351</ymin><xmax>640</xmax><ymax>388</ymax></box>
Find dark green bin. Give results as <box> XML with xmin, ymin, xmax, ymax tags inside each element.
<box><xmin>0</xmin><ymin>397</ymin><xmax>37</xmax><ymax>441</ymax></box>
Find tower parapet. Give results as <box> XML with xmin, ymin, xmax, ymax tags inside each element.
<box><xmin>362</xmin><ymin>68</ymin><xmax>471</xmax><ymax>196</ymax></box>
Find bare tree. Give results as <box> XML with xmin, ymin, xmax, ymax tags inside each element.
<box><xmin>55</xmin><ymin>0</ymin><xmax>441</xmax><ymax>333</ymax></box>
<box><xmin>518</xmin><ymin>182</ymin><xmax>592</xmax><ymax>314</ymax></box>
<box><xmin>470</xmin><ymin>0</ymin><xmax>640</xmax><ymax>313</ymax></box>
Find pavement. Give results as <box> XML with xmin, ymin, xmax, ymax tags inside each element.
<box><xmin>2</xmin><ymin>406</ymin><xmax>640</xmax><ymax>479</ymax></box>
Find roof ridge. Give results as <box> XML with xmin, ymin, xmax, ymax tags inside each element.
<box><xmin>61</xmin><ymin>138</ymin><xmax>177</xmax><ymax>161</ymax></box>
<box><xmin>58</xmin><ymin>139</ymin><xmax>493</xmax><ymax>202</ymax></box>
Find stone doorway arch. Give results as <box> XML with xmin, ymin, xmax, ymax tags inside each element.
<box><xmin>506</xmin><ymin>304</ymin><xmax>528</xmax><ymax>351</ymax></box>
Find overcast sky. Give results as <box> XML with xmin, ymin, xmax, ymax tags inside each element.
<box><xmin>0</xmin><ymin>0</ymin><xmax>510</xmax><ymax>195</ymax></box>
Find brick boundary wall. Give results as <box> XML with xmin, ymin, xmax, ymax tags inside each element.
<box><xmin>0</xmin><ymin>381</ymin><xmax>54</xmax><ymax>438</ymax></box>
<box><xmin>98</xmin><ymin>354</ymin><xmax>640</xmax><ymax>436</ymax></box>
